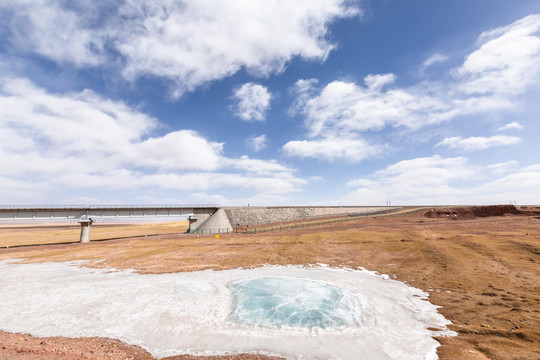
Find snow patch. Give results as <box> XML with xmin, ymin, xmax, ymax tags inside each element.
<box><xmin>0</xmin><ymin>261</ymin><xmax>455</xmax><ymax>359</ymax></box>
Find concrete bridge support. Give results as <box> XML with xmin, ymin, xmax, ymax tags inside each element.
<box><xmin>79</xmin><ymin>218</ymin><xmax>93</xmax><ymax>243</ymax></box>
<box><xmin>192</xmin><ymin>208</ymin><xmax>232</xmax><ymax>233</ymax></box>
<box><xmin>188</xmin><ymin>208</ymin><xmax>219</xmax><ymax>233</ymax></box>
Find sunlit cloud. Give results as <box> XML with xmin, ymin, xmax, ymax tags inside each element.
<box><xmin>284</xmin><ymin>14</ymin><xmax>540</xmax><ymax>162</ymax></box>
<box><xmin>342</xmin><ymin>155</ymin><xmax>540</xmax><ymax>205</ymax></box>
<box><xmin>497</xmin><ymin>122</ymin><xmax>523</xmax><ymax>131</ymax></box>
<box><xmin>232</xmin><ymin>83</ymin><xmax>271</xmax><ymax>122</ymax></box>
<box><xmin>0</xmin><ymin>0</ymin><xmax>360</xmax><ymax>98</ymax></box>
<box><xmin>435</xmin><ymin>135</ymin><xmax>521</xmax><ymax>151</ymax></box>
<box><xmin>0</xmin><ymin>77</ymin><xmax>305</xmax><ymax>203</ymax></box>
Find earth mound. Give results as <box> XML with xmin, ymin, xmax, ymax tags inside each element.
<box><xmin>423</xmin><ymin>205</ymin><xmax>538</xmax><ymax>219</ymax></box>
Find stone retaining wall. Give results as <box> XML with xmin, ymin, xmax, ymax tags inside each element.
<box><xmin>224</xmin><ymin>206</ymin><xmax>396</xmax><ymax>227</ymax></box>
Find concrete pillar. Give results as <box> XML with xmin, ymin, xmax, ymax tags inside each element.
<box><xmin>79</xmin><ymin>218</ymin><xmax>93</xmax><ymax>243</ymax></box>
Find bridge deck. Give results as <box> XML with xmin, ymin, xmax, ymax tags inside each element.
<box><xmin>0</xmin><ymin>205</ymin><xmax>219</xmax><ymax>220</ymax></box>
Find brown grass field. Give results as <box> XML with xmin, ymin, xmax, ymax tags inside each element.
<box><xmin>0</xmin><ymin>210</ymin><xmax>539</xmax><ymax>360</ymax></box>
<box><xmin>0</xmin><ymin>221</ymin><xmax>189</xmax><ymax>247</ymax></box>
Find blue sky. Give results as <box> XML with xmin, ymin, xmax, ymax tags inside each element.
<box><xmin>1</xmin><ymin>0</ymin><xmax>540</xmax><ymax>206</ymax></box>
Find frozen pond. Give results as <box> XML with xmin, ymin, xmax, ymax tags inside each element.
<box><xmin>230</xmin><ymin>277</ymin><xmax>363</xmax><ymax>329</ymax></box>
<box><xmin>0</xmin><ymin>261</ymin><xmax>455</xmax><ymax>359</ymax></box>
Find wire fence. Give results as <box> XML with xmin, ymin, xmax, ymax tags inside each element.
<box><xmin>188</xmin><ymin>228</ymin><xmax>233</xmax><ymax>235</ymax></box>
<box><xmin>235</xmin><ymin>213</ymin><xmax>363</xmax><ymax>234</ymax></box>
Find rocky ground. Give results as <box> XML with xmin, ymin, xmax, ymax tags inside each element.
<box><xmin>0</xmin><ymin>205</ymin><xmax>538</xmax><ymax>360</ymax></box>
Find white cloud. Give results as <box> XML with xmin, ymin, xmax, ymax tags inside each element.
<box><xmin>285</xmin><ymin>14</ymin><xmax>540</xmax><ymax>162</ymax></box>
<box><xmin>246</xmin><ymin>135</ymin><xmax>268</xmax><ymax>152</ymax></box>
<box><xmin>342</xmin><ymin>155</ymin><xmax>473</xmax><ymax>205</ymax></box>
<box><xmin>364</xmin><ymin>73</ymin><xmax>396</xmax><ymax>90</ymax></box>
<box><xmin>469</xmin><ymin>170</ymin><xmax>540</xmax><ymax>204</ymax></box>
<box><xmin>283</xmin><ymin>137</ymin><xmax>384</xmax><ymax>162</ymax></box>
<box><xmin>487</xmin><ymin>161</ymin><xmax>519</xmax><ymax>175</ymax></box>
<box><xmin>0</xmin><ymin>1</ymin><xmax>106</xmax><ymax>67</ymax></box>
<box><xmin>0</xmin><ymin>176</ymin><xmax>50</xmax><ymax>203</ymax></box>
<box><xmin>223</xmin><ymin>156</ymin><xmax>293</xmax><ymax>176</ymax></box>
<box><xmin>341</xmin><ymin>155</ymin><xmax>540</xmax><ymax>205</ymax></box>
<box><xmin>420</xmin><ymin>53</ymin><xmax>449</xmax><ymax>71</ymax></box>
<box><xmin>1</xmin><ymin>0</ymin><xmax>360</xmax><ymax>97</ymax></box>
<box><xmin>497</xmin><ymin>121</ymin><xmax>523</xmax><ymax>131</ymax></box>
<box><xmin>293</xmin><ymin>77</ymin><xmax>452</xmax><ymax>137</ymax></box>
<box><xmin>56</xmin><ymin>171</ymin><xmax>304</xmax><ymax>195</ymax></box>
<box><xmin>376</xmin><ymin>155</ymin><xmax>474</xmax><ymax>187</ymax></box>
<box><xmin>191</xmin><ymin>192</ymin><xmax>297</xmax><ymax>206</ymax></box>
<box><xmin>345</xmin><ymin>178</ymin><xmax>376</xmax><ymax>187</ymax></box>
<box><xmin>456</xmin><ymin>14</ymin><xmax>540</xmax><ymax>96</ymax></box>
<box><xmin>309</xmin><ymin>176</ymin><xmax>324</xmax><ymax>183</ymax></box>
<box><xmin>133</xmin><ymin>131</ymin><xmax>223</xmax><ymax>171</ymax></box>
<box><xmin>189</xmin><ymin>192</ymin><xmax>230</xmax><ymax>205</ymax></box>
<box><xmin>436</xmin><ymin>135</ymin><xmax>521</xmax><ymax>151</ymax></box>
<box><xmin>232</xmin><ymin>84</ymin><xmax>272</xmax><ymax>122</ymax></box>
<box><xmin>283</xmin><ymin>76</ymin><xmax>448</xmax><ymax>161</ymax></box>
<box><xmin>525</xmin><ymin>164</ymin><xmax>540</xmax><ymax>171</ymax></box>
<box><xmin>0</xmin><ymin>77</ymin><xmax>305</xmax><ymax>202</ymax></box>
<box><xmin>0</xmin><ymin>78</ymin><xmax>224</xmax><ymax>174</ymax></box>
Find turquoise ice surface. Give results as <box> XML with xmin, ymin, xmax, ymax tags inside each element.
<box><xmin>229</xmin><ymin>277</ymin><xmax>360</xmax><ymax>329</ymax></box>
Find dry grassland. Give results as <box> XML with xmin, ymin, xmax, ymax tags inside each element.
<box><xmin>0</xmin><ymin>221</ymin><xmax>189</xmax><ymax>247</ymax></box>
<box><xmin>0</xmin><ymin>213</ymin><xmax>539</xmax><ymax>360</ymax></box>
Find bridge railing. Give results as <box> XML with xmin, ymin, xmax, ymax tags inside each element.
<box><xmin>0</xmin><ymin>204</ymin><xmax>219</xmax><ymax>210</ymax></box>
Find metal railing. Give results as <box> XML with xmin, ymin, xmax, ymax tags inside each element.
<box><xmin>0</xmin><ymin>204</ymin><xmax>219</xmax><ymax>210</ymax></box>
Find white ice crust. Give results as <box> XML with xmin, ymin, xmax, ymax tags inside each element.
<box><xmin>0</xmin><ymin>261</ymin><xmax>455</xmax><ymax>359</ymax></box>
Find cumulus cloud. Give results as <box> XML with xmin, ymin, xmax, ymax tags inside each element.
<box><xmin>132</xmin><ymin>131</ymin><xmax>224</xmax><ymax>171</ymax></box>
<box><xmin>455</xmin><ymin>14</ymin><xmax>540</xmax><ymax>96</ymax></box>
<box><xmin>0</xmin><ymin>78</ymin><xmax>224</xmax><ymax>173</ymax></box>
<box><xmin>1</xmin><ymin>0</ymin><xmax>360</xmax><ymax>97</ymax></box>
<box><xmin>342</xmin><ymin>155</ymin><xmax>473</xmax><ymax>205</ymax></box>
<box><xmin>497</xmin><ymin>122</ymin><xmax>523</xmax><ymax>131</ymax></box>
<box><xmin>436</xmin><ymin>135</ymin><xmax>521</xmax><ymax>151</ymax></box>
<box><xmin>246</xmin><ymin>135</ymin><xmax>268</xmax><ymax>152</ymax></box>
<box><xmin>290</xmin><ymin>76</ymin><xmax>451</xmax><ymax>137</ymax></box>
<box><xmin>0</xmin><ymin>77</ymin><xmax>304</xmax><ymax>203</ymax></box>
<box><xmin>341</xmin><ymin>155</ymin><xmax>540</xmax><ymax>205</ymax></box>
<box><xmin>468</xmin><ymin>170</ymin><xmax>540</xmax><ymax>204</ymax></box>
<box><xmin>285</xmin><ymin>14</ymin><xmax>540</xmax><ymax>162</ymax></box>
<box><xmin>232</xmin><ymin>84</ymin><xmax>272</xmax><ymax>122</ymax></box>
